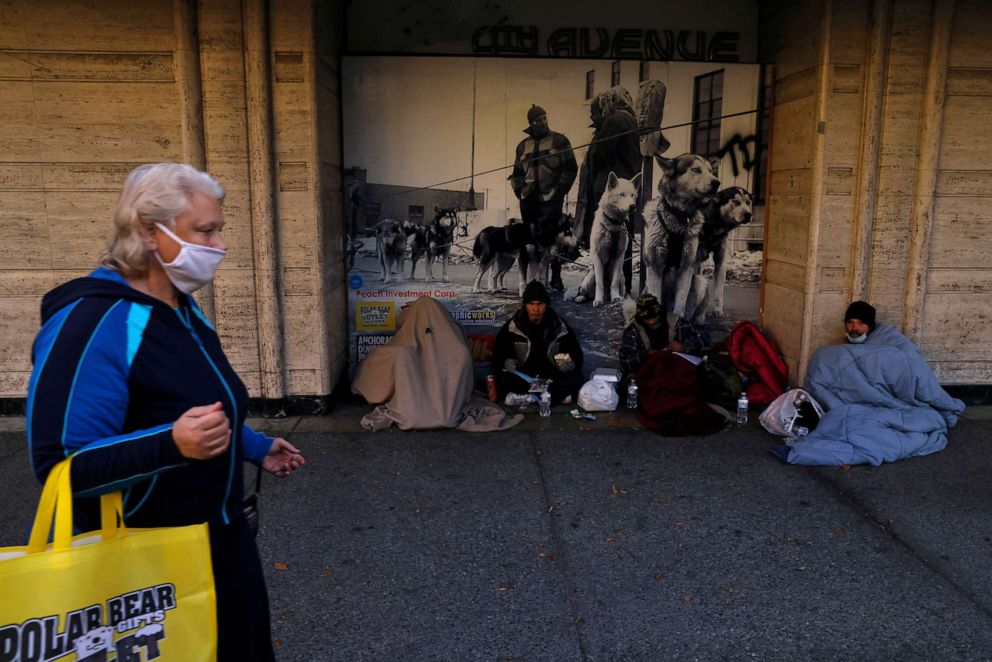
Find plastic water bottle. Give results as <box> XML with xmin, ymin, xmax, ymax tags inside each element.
<box><xmin>539</xmin><ymin>389</ymin><xmax>551</xmax><ymax>417</ymax></box>
<box><xmin>627</xmin><ymin>378</ymin><xmax>638</xmax><ymax>410</ymax></box>
<box><xmin>736</xmin><ymin>392</ymin><xmax>749</xmax><ymax>424</ymax></box>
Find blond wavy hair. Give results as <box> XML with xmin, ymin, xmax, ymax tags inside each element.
<box><xmin>102</xmin><ymin>163</ymin><xmax>224</xmax><ymax>275</ymax></box>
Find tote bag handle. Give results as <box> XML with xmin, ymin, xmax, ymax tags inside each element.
<box><xmin>26</xmin><ymin>457</ymin><xmax>126</xmax><ymax>553</ymax></box>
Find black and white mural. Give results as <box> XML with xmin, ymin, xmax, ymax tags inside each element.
<box><xmin>343</xmin><ymin>56</ymin><xmax>765</xmax><ymax>380</ymax></box>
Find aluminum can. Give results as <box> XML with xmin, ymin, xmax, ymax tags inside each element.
<box><xmin>486</xmin><ymin>375</ymin><xmax>497</xmax><ymax>402</ymax></box>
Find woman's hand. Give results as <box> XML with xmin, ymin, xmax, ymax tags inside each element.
<box><xmin>263</xmin><ymin>438</ymin><xmax>306</xmax><ymax>478</ymax></box>
<box><xmin>172</xmin><ymin>401</ymin><xmax>231</xmax><ymax>459</ymax></box>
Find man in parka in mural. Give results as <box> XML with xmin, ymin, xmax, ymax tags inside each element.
<box><xmin>492</xmin><ymin>280</ymin><xmax>584</xmax><ymax>406</ymax></box>
<box><xmin>574</xmin><ymin>86</ymin><xmax>644</xmax><ymax>294</ymax></box>
<box><xmin>508</xmin><ymin>105</ymin><xmax>578</xmax><ymax>291</ymax></box>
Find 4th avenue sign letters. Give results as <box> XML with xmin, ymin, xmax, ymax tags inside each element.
<box><xmin>472</xmin><ymin>26</ymin><xmax>741</xmax><ymax>62</ymax></box>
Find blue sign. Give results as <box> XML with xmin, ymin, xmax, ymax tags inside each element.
<box><xmin>348</xmin><ymin>274</ymin><xmax>364</xmax><ymax>289</ymax></box>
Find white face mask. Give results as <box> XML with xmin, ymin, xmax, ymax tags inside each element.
<box><xmin>154</xmin><ymin>223</ymin><xmax>226</xmax><ymax>294</ymax></box>
<box><xmin>846</xmin><ymin>332</ymin><xmax>868</xmax><ymax>344</ymax></box>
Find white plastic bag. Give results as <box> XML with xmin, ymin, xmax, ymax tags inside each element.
<box><xmin>759</xmin><ymin>388</ymin><xmax>825</xmax><ymax>442</ymax></box>
<box><xmin>578</xmin><ymin>379</ymin><xmax>619</xmax><ymax>412</ymax></box>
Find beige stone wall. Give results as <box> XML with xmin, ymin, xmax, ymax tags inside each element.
<box><xmin>0</xmin><ymin>0</ymin><xmax>347</xmax><ymax>398</ymax></box>
<box><xmin>759</xmin><ymin>0</ymin><xmax>992</xmax><ymax>384</ymax></box>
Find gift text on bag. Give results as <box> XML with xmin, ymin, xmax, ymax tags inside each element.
<box><xmin>0</xmin><ymin>582</ymin><xmax>176</xmax><ymax>662</ymax></box>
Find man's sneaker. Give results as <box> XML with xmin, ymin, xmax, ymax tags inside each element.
<box><xmin>504</xmin><ymin>393</ymin><xmax>536</xmax><ymax>407</ymax></box>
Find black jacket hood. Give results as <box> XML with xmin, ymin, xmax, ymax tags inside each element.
<box><xmin>41</xmin><ymin>269</ymin><xmax>170</xmax><ymax>325</ymax></box>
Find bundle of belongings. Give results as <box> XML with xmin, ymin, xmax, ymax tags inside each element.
<box><xmin>775</xmin><ymin>324</ymin><xmax>965</xmax><ymax>466</ymax></box>
<box><xmin>634</xmin><ymin>319</ymin><xmax>787</xmax><ymax>436</ymax></box>
<box><xmin>710</xmin><ymin>321</ymin><xmax>788</xmax><ymax>407</ymax></box>
<box><xmin>635</xmin><ymin>350</ymin><xmax>730</xmax><ymax>435</ymax></box>
<box><xmin>352</xmin><ymin>296</ymin><xmax>522</xmax><ymax>431</ymax></box>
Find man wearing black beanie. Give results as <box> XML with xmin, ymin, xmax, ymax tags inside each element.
<box><xmin>492</xmin><ymin>280</ymin><xmax>584</xmax><ymax>406</ymax></box>
<box><xmin>844</xmin><ymin>300</ymin><xmax>876</xmax><ymax>344</ymax></box>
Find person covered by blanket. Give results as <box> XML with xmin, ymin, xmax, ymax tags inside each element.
<box><xmin>619</xmin><ymin>293</ymin><xmax>683</xmax><ymax>378</ymax></box>
<box><xmin>771</xmin><ymin>298</ymin><xmax>965</xmax><ymax>466</ymax></box>
<box><xmin>492</xmin><ymin>280</ymin><xmax>584</xmax><ymax>406</ymax></box>
<box><xmin>26</xmin><ymin>163</ymin><xmax>305</xmax><ymax>661</ymax></box>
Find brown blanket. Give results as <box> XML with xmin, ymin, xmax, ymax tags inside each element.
<box><xmin>352</xmin><ymin>297</ymin><xmax>520</xmax><ymax>431</ymax></box>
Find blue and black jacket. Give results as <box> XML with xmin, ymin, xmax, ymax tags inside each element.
<box><xmin>27</xmin><ymin>267</ymin><xmax>273</xmax><ymax>532</ymax></box>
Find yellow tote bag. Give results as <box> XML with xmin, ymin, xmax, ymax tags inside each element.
<box><xmin>0</xmin><ymin>458</ymin><xmax>216</xmax><ymax>660</ymax></box>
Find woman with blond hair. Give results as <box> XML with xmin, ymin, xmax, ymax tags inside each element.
<box><xmin>26</xmin><ymin>162</ymin><xmax>304</xmax><ymax>661</ymax></box>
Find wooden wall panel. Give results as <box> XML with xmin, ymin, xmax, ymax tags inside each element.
<box><xmin>930</xmin><ymin>196</ymin><xmax>992</xmax><ymax>269</ymax></box>
<box><xmin>948</xmin><ymin>0</ymin><xmax>992</xmax><ymax>68</ymax></box>
<box><xmin>0</xmin><ymin>0</ymin><xmax>348</xmax><ymax>398</ymax></box>
<box><xmin>0</xmin><ymin>1</ymin><xmax>174</xmax><ymax>51</ymax></box>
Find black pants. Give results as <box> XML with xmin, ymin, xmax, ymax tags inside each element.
<box><xmin>519</xmin><ymin>195</ymin><xmax>563</xmax><ymax>248</ymax></box>
<box><xmin>210</xmin><ymin>517</ymin><xmax>275</xmax><ymax>661</ymax></box>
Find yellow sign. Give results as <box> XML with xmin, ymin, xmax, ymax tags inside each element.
<box><xmin>356</xmin><ymin>301</ymin><xmax>396</xmax><ymax>331</ymax></box>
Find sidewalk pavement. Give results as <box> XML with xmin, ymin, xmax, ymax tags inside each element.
<box><xmin>2</xmin><ymin>402</ymin><xmax>991</xmax><ymax>661</ymax></box>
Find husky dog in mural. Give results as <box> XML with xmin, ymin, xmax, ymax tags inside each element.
<box><xmin>473</xmin><ymin>216</ymin><xmax>581</xmax><ymax>294</ymax></box>
<box><xmin>402</xmin><ymin>220</ymin><xmax>428</xmax><ymax>280</ymax></box>
<box><xmin>693</xmin><ymin>186</ymin><xmax>754</xmax><ymax>321</ymax></box>
<box><xmin>641</xmin><ymin>154</ymin><xmax>720</xmax><ymax>318</ymax></box>
<box><xmin>426</xmin><ymin>207</ymin><xmax>465</xmax><ymax>283</ymax></box>
<box><xmin>517</xmin><ymin>215</ymin><xmax>581</xmax><ymax>296</ymax></box>
<box><xmin>472</xmin><ymin>218</ymin><xmax>531</xmax><ymax>292</ymax></box>
<box><xmin>517</xmin><ymin>214</ymin><xmax>579</xmax><ymax>296</ymax></box>
<box><xmin>571</xmin><ymin>172</ymin><xmax>641</xmax><ymax>307</ymax></box>
<box><xmin>374</xmin><ymin>218</ymin><xmax>406</xmax><ymax>283</ymax></box>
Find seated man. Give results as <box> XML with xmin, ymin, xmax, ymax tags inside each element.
<box><xmin>492</xmin><ymin>281</ymin><xmax>584</xmax><ymax>405</ymax></box>
<box><xmin>776</xmin><ymin>301</ymin><xmax>965</xmax><ymax>466</ymax></box>
<box><xmin>619</xmin><ymin>293</ymin><xmax>682</xmax><ymax>378</ymax></box>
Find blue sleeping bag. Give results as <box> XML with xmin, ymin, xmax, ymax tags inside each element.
<box><xmin>784</xmin><ymin>325</ymin><xmax>965</xmax><ymax>466</ymax></box>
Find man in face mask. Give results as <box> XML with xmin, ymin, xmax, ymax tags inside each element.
<box><xmin>844</xmin><ymin>300</ymin><xmax>876</xmax><ymax>344</ymax></box>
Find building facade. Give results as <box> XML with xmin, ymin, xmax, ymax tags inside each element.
<box><xmin>1</xmin><ymin>0</ymin><xmax>989</xmax><ymax>402</ymax></box>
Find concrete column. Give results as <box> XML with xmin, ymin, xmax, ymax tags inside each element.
<box><xmin>174</xmin><ymin>0</ymin><xmax>215</xmax><ymax>321</ymax></box>
<box><xmin>797</xmin><ymin>0</ymin><xmax>834</xmax><ymax>381</ymax></box>
<box><xmin>242</xmin><ymin>0</ymin><xmax>286</xmax><ymax>398</ymax></box>
<box><xmin>902</xmin><ymin>0</ymin><xmax>954</xmax><ymax>341</ymax></box>
<box><xmin>848</xmin><ymin>0</ymin><xmax>892</xmax><ymax>301</ymax></box>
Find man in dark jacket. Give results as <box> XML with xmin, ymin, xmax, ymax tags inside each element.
<box><xmin>492</xmin><ymin>281</ymin><xmax>584</xmax><ymax>405</ymax></box>
<box><xmin>508</xmin><ymin>105</ymin><xmax>578</xmax><ymax>290</ymax></box>
<box><xmin>619</xmin><ymin>293</ymin><xmax>682</xmax><ymax>378</ymax></box>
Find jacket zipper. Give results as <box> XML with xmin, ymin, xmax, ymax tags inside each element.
<box><xmin>176</xmin><ymin>306</ymin><xmax>238</xmax><ymax>525</ymax></box>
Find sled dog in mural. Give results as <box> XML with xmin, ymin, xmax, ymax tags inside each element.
<box><xmin>402</xmin><ymin>220</ymin><xmax>429</xmax><ymax>280</ymax></box>
<box><xmin>695</xmin><ymin>187</ymin><xmax>754</xmax><ymax>321</ymax></box>
<box><xmin>472</xmin><ymin>219</ymin><xmax>531</xmax><ymax>292</ymax></box>
<box><xmin>518</xmin><ymin>215</ymin><xmax>582</xmax><ymax>295</ymax></box>
<box><xmin>375</xmin><ymin>218</ymin><xmax>407</xmax><ymax>283</ymax></box>
<box><xmin>572</xmin><ymin>172</ymin><xmax>642</xmax><ymax>307</ymax></box>
<box><xmin>426</xmin><ymin>207</ymin><xmax>466</xmax><ymax>283</ymax></box>
<box><xmin>641</xmin><ymin>154</ymin><xmax>720</xmax><ymax>318</ymax></box>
